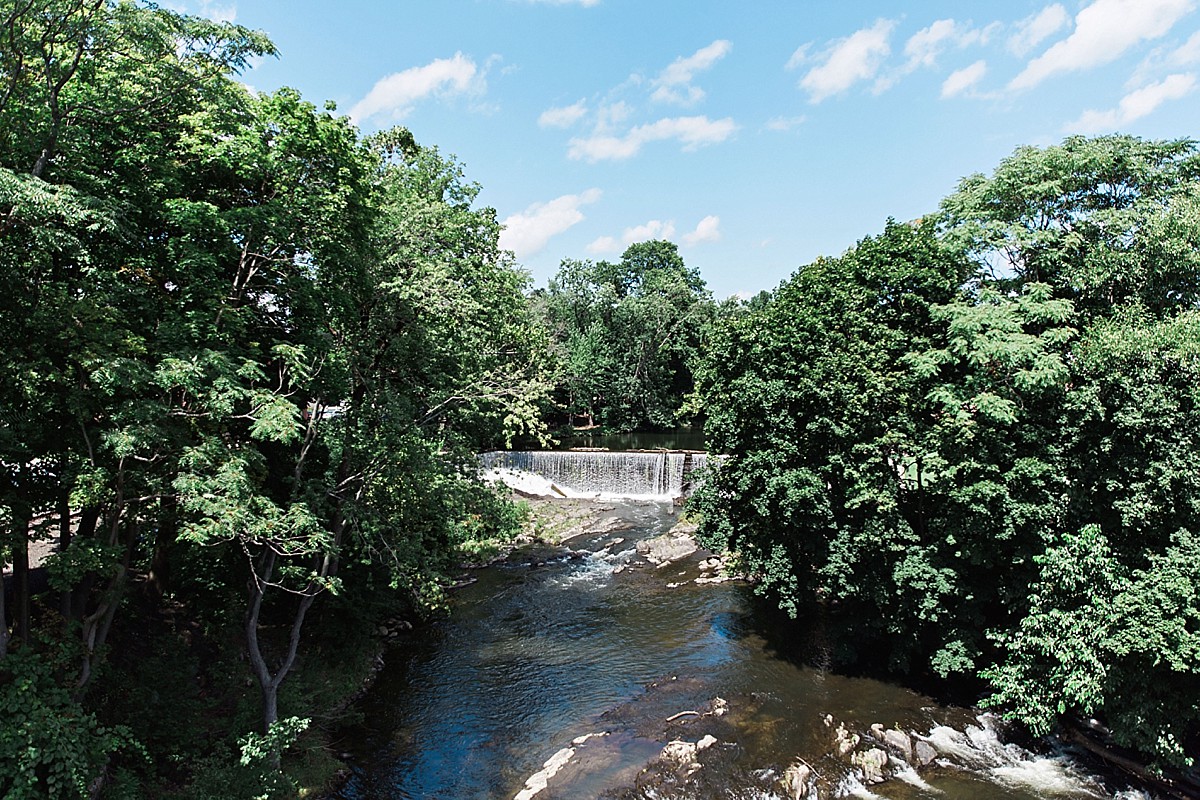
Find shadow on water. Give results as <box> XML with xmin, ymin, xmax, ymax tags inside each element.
<box><xmin>330</xmin><ymin>500</ymin><xmax>1157</xmax><ymax>800</ymax></box>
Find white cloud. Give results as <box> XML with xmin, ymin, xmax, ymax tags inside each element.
<box><xmin>794</xmin><ymin>19</ymin><xmax>897</xmax><ymax>103</ymax></box>
<box><xmin>1008</xmin><ymin>5</ymin><xmax>1070</xmax><ymax>56</ymax></box>
<box><xmin>595</xmin><ymin>100</ymin><xmax>633</xmax><ymax>133</ymax></box>
<box><xmin>1174</xmin><ymin>29</ymin><xmax>1200</xmax><ymax>63</ymax></box>
<box><xmin>651</xmin><ymin>39</ymin><xmax>733</xmax><ymax>105</ymax></box>
<box><xmin>499</xmin><ymin>189</ymin><xmax>602</xmax><ymax>259</ymax></box>
<box><xmin>586</xmin><ymin>236</ymin><xmax>620</xmax><ymax>254</ymax></box>
<box><xmin>588</xmin><ymin>219</ymin><xmax>681</xmax><ymax>253</ymax></box>
<box><xmin>164</xmin><ymin>0</ymin><xmax>236</xmax><ymax>22</ymax></box>
<box><xmin>765</xmin><ymin>115</ymin><xmax>807</xmax><ymax>132</ymax></box>
<box><xmin>942</xmin><ymin>60</ymin><xmax>988</xmax><ymax>97</ymax></box>
<box><xmin>785</xmin><ymin>44</ymin><xmax>810</xmax><ymax>71</ymax></box>
<box><xmin>872</xmin><ymin>19</ymin><xmax>993</xmax><ymax>93</ymax></box>
<box><xmin>1066</xmin><ymin>72</ymin><xmax>1196</xmax><ymax>131</ymax></box>
<box><xmin>200</xmin><ymin>1</ymin><xmax>236</xmax><ymax>23</ymax></box>
<box><xmin>624</xmin><ymin>219</ymin><xmax>676</xmax><ymax>242</ymax></box>
<box><xmin>589</xmin><ymin>215</ymin><xmax>720</xmax><ymax>253</ymax></box>
<box><xmin>905</xmin><ymin>19</ymin><xmax>960</xmax><ymax>68</ymax></box>
<box><xmin>904</xmin><ymin>19</ymin><xmax>990</xmax><ymax>70</ymax></box>
<box><xmin>1127</xmin><ymin>28</ymin><xmax>1200</xmax><ymax>86</ymax></box>
<box><xmin>567</xmin><ymin>115</ymin><xmax>738</xmax><ymax>162</ymax></box>
<box><xmin>1009</xmin><ymin>0</ymin><xmax>1197</xmax><ymax>91</ymax></box>
<box><xmin>349</xmin><ymin>53</ymin><xmax>479</xmax><ymax>124</ymax></box>
<box><xmin>538</xmin><ymin>100</ymin><xmax>588</xmax><ymax>128</ymax></box>
<box><xmin>682</xmin><ymin>215</ymin><xmax>721</xmax><ymax>246</ymax></box>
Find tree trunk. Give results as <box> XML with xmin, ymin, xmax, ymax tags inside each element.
<box><xmin>11</xmin><ymin>502</ymin><xmax>30</xmax><ymax>644</ymax></box>
<box><xmin>261</xmin><ymin>681</ymin><xmax>280</xmax><ymax>733</ymax></box>
<box><xmin>67</xmin><ymin>506</ymin><xmax>100</xmax><ymax>622</ymax></box>
<box><xmin>58</xmin><ymin>480</ymin><xmax>72</xmax><ymax>619</ymax></box>
<box><xmin>148</xmin><ymin>498</ymin><xmax>177</xmax><ymax>599</ymax></box>
<box><xmin>0</xmin><ymin>552</ymin><xmax>8</xmax><ymax>659</ymax></box>
<box><xmin>75</xmin><ymin>513</ymin><xmax>137</xmax><ymax>696</ymax></box>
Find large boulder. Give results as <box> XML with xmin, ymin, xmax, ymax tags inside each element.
<box><xmin>659</xmin><ymin>734</ymin><xmax>718</xmax><ymax>777</ymax></box>
<box><xmin>852</xmin><ymin>748</ymin><xmax>889</xmax><ymax>784</ymax></box>
<box><xmin>636</xmin><ymin>523</ymin><xmax>699</xmax><ymax>566</ymax></box>
<box><xmin>882</xmin><ymin>728</ymin><xmax>913</xmax><ymax>762</ymax></box>
<box><xmin>914</xmin><ymin>740</ymin><xmax>938</xmax><ymax>767</ymax></box>
<box><xmin>780</xmin><ymin>762</ymin><xmax>814</xmax><ymax>800</ymax></box>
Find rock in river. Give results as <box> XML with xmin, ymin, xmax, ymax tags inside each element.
<box><xmin>636</xmin><ymin>521</ymin><xmax>699</xmax><ymax>566</ymax></box>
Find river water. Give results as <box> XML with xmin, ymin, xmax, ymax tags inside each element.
<box><xmin>332</xmin><ymin>500</ymin><xmax>1152</xmax><ymax>800</ymax></box>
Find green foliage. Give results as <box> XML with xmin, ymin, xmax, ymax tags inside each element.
<box><xmin>982</xmin><ymin>526</ymin><xmax>1122</xmax><ymax>735</ymax></box>
<box><xmin>238</xmin><ymin>717</ymin><xmax>309</xmax><ymax>767</ymax></box>
<box><xmin>536</xmin><ymin>240</ymin><xmax>713</xmax><ymax>431</ymax></box>
<box><xmin>939</xmin><ymin>134</ymin><xmax>1200</xmax><ymax>317</ymax></box>
<box><xmin>0</xmin><ymin>0</ymin><xmax>553</xmax><ymax>795</ymax></box>
<box><xmin>0</xmin><ymin>652</ymin><xmax>137</xmax><ymax>799</ymax></box>
<box><xmin>693</xmin><ymin>219</ymin><xmax>966</xmax><ymax>645</ymax></box>
<box><xmin>695</xmin><ymin>136</ymin><xmax>1200</xmax><ymax>768</ymax></box>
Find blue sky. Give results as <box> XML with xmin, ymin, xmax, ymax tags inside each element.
<box><xmin>177</xmin><ymin>0</ymin><xmax>1200</xmax><ymax>299</ymax></box>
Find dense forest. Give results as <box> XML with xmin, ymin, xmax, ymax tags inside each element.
<box><xmin>1</xmin><ymin>2</ymin><xmax>545</xmax><ymax>797</ymax></box>
<box><xmin>3</xmin><ymin>1</ymin><xmax>1200</xmax><ymax>798</ymax></box>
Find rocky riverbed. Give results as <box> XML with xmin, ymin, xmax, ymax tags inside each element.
<box><xmin>333</xmin><ymin>498</ymin><xmax>1161</xmax><ymax>800</ymax></box>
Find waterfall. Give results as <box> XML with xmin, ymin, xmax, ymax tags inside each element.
<box><xmin>479</xmin><ymin>451</ymin><xmax>709</xmax><ymax>500</ymax></box>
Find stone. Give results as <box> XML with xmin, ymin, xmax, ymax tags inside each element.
<box><xmin>914</xmin><ymin>740</ymin><xmax>937</xmax><ymax>767</ymax></box>
<box><xmin>660</xmin><ymin>734</ymin><xmax>717</xmax><ymax>769</ymax></box>
<box><xmin>834</xmin><ymin>723</ymin><xmax>860</xmax><ymax>756</ymax></box>
<box><xmin>571</xmin><ymin>732</ymin><xmax>607</xmax><ymax>746</ymax></box>
<box><xmin>637</xmin><ymin>530</ymin><xmax>699</xmax><ymax>566</ymax></box>
<box><xmin>514</xmin><ymin>746</ymin><xmax>575</xmax><ymax>800</ymax></box>
<box><xmin>883</xmin><ymin>728</ymin><xmax>913</xmax><ymax>762</ymax></box>
<box><xmin>853</xmin><ymin>747</ymin><xmax>889</xmax><ymax>784</ymax></box>
<box><xmin>781</xmin><ymin>762</ymin><xmax>813</xmax><ymax>800</ymax></box>
<box><xmin>870</xmin><ymin>723</ymin><xmax>885</xmax><ymax>738</ymax></box>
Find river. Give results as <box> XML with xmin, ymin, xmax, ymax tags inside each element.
<box><xmin>330</xmin><ymin>497</ymin><xmax>1153</xmax><ymax>800</ymax></box>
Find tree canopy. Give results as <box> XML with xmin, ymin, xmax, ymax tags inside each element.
<box><xmin>693</xmin><ymin>135</ymin><xmax>1200</xmax><ymax>770</ymax></box>
<box><xmin>0</xmin><ymin>2</ymin><xmax>546</xmax><ymax>796</ymax></box>
<box><xmin>534</xmin><ymin>239</ymin><xmax>713</xmax><ymax>432</ymax></box>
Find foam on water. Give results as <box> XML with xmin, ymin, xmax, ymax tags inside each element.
<box><xmin>893</xmin><ymin>764</ymin><xmax>938</xmax><ymax>792</ymax></box>
<box><xmin>482</xmin><ymin>467</ymin><xmax>590</xmax><ymax>498</ymax></box>
<box><xmin>835</xmin><ymin>774</ymin><xmax>884</xmax><ymax>799</ymax></box>
<box><xmin>549</xmin><ymin>547</ymin><xmax>633</xmax><ymax>589</ymax></box>
<box><xmin>923</xmin><ymin>716</ymin><xmax>1105</xmax><ymax>798</ymax></box>
<box><xmin>990</xmin><ymin>759</ymin><xmax>1104</xmax><ymax>797</ymax></box>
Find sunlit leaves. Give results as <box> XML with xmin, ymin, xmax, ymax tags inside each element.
<box><xmin>538</xmin><ymin>240</ymin><xmax>712</xmax><ymax>431</ymax></box>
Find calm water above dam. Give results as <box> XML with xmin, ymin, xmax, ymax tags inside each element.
<box><xmin>331</xmin><ymin>499</ymin><xmax>1150</xmax><ymax>800</ymax></box>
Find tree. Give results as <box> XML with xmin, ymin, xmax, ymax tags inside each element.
<box><xmin>693</xmin><ymin>136</ymin><xmax>1200</xmax><ymax>770</ymax></box>
<box><xmin>0</xmin><ymin>2</ymin><xmax>545</xmax><ymax>792</ymax></box>
<box><xmin>536</xmin><ymin>240</ymin><xmax>712</xmax><ymax>431</ymax></box>
<box><xmin>692</xmin><ymin>219</ymin><xmax>969</xmax><ymax>647</ymax></box>
<box><xmin>939</xmin><ymin>134</ymin><xmax>1200</xmax><ymax>318</ymax></box>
